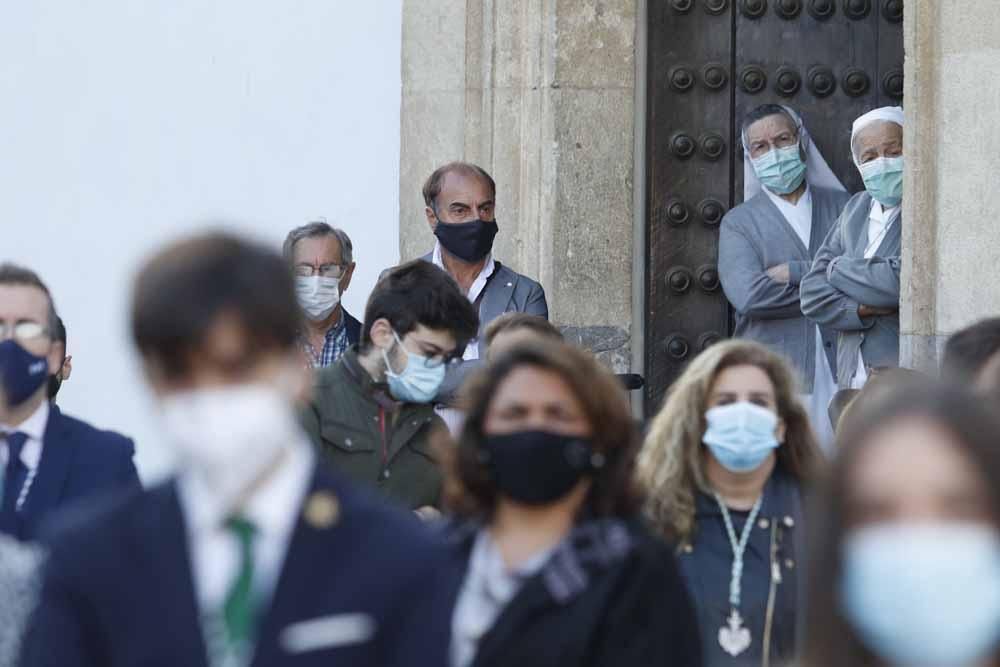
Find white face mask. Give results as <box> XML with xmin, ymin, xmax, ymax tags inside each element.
<box><xmin>295</xmin><ymin>275</ymin><xmax>340</xmax><ymax>321</ymax></box>
<box><xmin>161</xmin><ymin>383</ymin><xmax>301</xmax><ymax>508</ymax></box>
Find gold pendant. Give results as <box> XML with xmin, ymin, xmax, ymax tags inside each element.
<box><xmin>718</xmin><ymin>609</ymin><xmax>752</xmax><ymax>657</ymax></box>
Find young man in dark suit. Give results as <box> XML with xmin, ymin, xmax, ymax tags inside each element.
<box><xmin>0</xmin><ymin>264</ymin><xmax>139</xmax><ymax>541</ymax></box>
<box><xmin>21</xmin><ymin>232</ymin><xmax>453</xmax><ymax>667</ymax></box>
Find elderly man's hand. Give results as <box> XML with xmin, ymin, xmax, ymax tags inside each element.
<box><xmin>766</xmin><ymin>263</ymin><xmax>791</xmax><ymax>284</ymax></box>
<box><xmin>858</xmin><ymin>305</ymin><xmax>897</xmax><ymax>318</ymax></box>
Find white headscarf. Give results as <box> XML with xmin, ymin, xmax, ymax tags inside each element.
<box><xmin>742</xmin><ymin>105</ymin><xmax>846</xmax><ymax>201</ymax></box>
<box><xmin>850</xmin><ymin>106</ymin><xmax>904</xmax><ymax>164</ymax></box>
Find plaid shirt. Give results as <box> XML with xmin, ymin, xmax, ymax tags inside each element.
<box><xmin>302</xmin><ymin>315</ymin><xmax>349</xmax><ymax>369</ymax></box>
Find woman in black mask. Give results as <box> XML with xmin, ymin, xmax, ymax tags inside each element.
<box><xmin>441</xmin><ymin>339</ymin><xmax>701</xmax><ymax>667</ymax></box>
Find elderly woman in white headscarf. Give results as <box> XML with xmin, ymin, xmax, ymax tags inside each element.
<box><xmin>718</xmin><ymin>104</ymin><xmax>851</xmax><ymax>450</ymax></box>
<box><xmin>801</xmin><ymin>106</ymin><xmax>904</xmax><ymax>392</ymax></box>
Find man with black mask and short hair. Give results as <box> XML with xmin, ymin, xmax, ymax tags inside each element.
<box><xmin>416</xmin><ymin>162</ymin><xmax>548</xmax><ymax>428</ymax></box>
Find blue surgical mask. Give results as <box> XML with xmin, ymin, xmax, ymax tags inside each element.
<box><xmin>0</xmin><ymin>339</ymin><xmax>50</xmax><ymax>407</ymax></box>
<box><xmin>841</xmin><ymin>522</ymin><xmax>1000</xmax><ymax>667</ymax></box>
<box><xmin>859</xmin><ymin>155</ymin><xmax>903</xmax><ymax>207</ymax></box>
<box><xmin>703</xmin><ymin>401</ymin><xmax>781</xmax><ymax>473</ymax></box>
<box><xmin>751</xmin><ymin>143</ymin><xmax>807</xmax><ymax>195</ymax></box>
<box><xmin>381</xmin><ymin>331</ymin><xmax>447</xmax><ymax>403</ymax></box>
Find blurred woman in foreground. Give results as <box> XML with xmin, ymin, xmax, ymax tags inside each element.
<box><xmin>442</xmin><ymin>340</ymin><xmax>701</xmax><ymax>667</ymax></box>
<box><xmin>804</xmin><ymin>385</ymin><xmax>1000</xmax><ymax>667</ymax></box>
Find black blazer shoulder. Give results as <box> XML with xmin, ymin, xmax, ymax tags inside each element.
<box><xmin>343</xmin><ymin>309</ymin><xmax>362</xmax><ymax>346</ymax></box>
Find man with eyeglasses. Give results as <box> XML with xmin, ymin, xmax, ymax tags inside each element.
<box><xmin>284</xmin><ymin>221</ymin><xmax>360</xmax><ymax>368</ymax></box>
<box><xmin>0</xmin><ymin>263</ymin><xmax>139</xmax><ymax>541</ymax></box>
<box><xmin>301</xmin><ymin>260</ymin><xmax>479</xmax><ymax>515</ymax></box>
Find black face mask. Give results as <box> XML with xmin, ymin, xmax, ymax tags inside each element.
<box><xmin>479</xmin><ymin>430</ymin><xmax>603</xmax><ymax>505</ymax></box>
<box><xmin>434</xmin><ymin>218</ymin><xmax>499</xmax><ymax>263</ymax></box>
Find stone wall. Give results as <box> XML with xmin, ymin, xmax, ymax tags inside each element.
<box><xmin>901</xmin><ymin>0</ymin><xmax>1000</xmax><ymax>371</ymax></box>
<box><xmin>399</xmin><ymin>0</ymin><xmax>638</xmax><ymax>372</ymax></box>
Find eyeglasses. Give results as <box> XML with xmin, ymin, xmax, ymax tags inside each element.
<box><xmin>295</xmin><ymin>263</ymin><xmax>347</xmax><ymax>279</ymax></box>
<box><xmin>0</xmin><ymin>321</ymin><xmax>50</xmax><ymax>343</ymax></box>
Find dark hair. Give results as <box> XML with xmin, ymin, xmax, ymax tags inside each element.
<box><xmin>422</xmin><ymin>162</ymin><xmax>496</xmax><ymax>209</ymax></box>
<box><xmin>803</xmin><ymin>385</ymin><xmax>1000</xmax><ymax>667</ymax></box>
<box><xmin>362</xmin><ymin>260</ymin><xmax>478</xmax><ymax>353</ymax></box>
<box><xmin>483</xmin><ymin>313</ymin><xmax>563</xmax><ymax>348</ymax></box>
<box><xmin>0</xmin><ymin>263</ymin><xmax>58</xmax><ymax>332</ymax></box>
<box><xmin>741</xmin><ymin>103</ymin><xmax>796</xmax><ymax>137</ymax></box>
<box><xmin>444</xmin><ymin>339</ymin><xmax>642</xmax><ymax>520</ymax></box>
<box><xmin>942</xmin><ymin>317</ymin><xmax>1000</xmax><ymax>383</ymax></box>
<box><xmin>46</xmin><ymin>316</ymin><xmax>68</xmax><ymax>400</ymax></box>
<box><xmin>282</xmin><ymin>220</ymin><xmax>354</xmax><ymax>265</ymax></box>
<box><xmin>131</xmin><ymin>232</ymin><xmax>301</xmax><ymax>379</ymax></box>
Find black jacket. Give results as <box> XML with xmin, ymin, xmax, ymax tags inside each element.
<box><xmin>445</xmin><ymin>517</ymin><xmax>702</xmax><ymax>667</ymax></box>
<box><xmin>676</xmin><ymin>469</ymin><xmax>804</xmax><ymax>667</ymax></box>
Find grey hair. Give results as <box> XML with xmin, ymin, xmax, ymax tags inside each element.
<box><xmin>283</xmin><ymin>219</ymin><xmax>354</xmax><ymax>265</ymax></box>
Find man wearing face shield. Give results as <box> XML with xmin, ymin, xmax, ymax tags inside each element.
<box><xmin>284</xmin><ymin>221</ymin><xmax>361</xmax><ymax>368</ymax></box>
<box><xmin>801</xmin><ymin>106</ymin><xmax>904</xmax><ymax>390</ymax></box>
<box><xmin>719</xmin><ymin>104</ymin><xmax>851</xmax><ymax>449</ymax></box>
<box><xmin>302</xmin><ymin>260</ymin><xmax>479</xmax><ymax>514</ymax></box>
<box><xmin>21</xmin><ymin>233</ymin><xmax>456</xmax><ymax>667</ymax></box>
<box><xmin>416</xmin><ymin>162</ymin><xmax>548</xmax><ymax>430</ymax></box>
<box><xmin>0</xmin><ymin>264</ymin><xmax>139</xmax><ymax>542</ymax></box>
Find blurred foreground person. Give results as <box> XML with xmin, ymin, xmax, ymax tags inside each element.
<box><xmin>483</xmin><ymin>312</ymin><xmax>563</xmax><ymax>361</ymax></box>
<box><xmin>942</xmin><ymin>316</ymin><xmax>1000</xmax><ymax>392</ymax></box>
<box><xmin>0</xmin><ymin>264</ymin><xmax>138</xmax><ymax>541</ymax></box>
<box><xmin>443</xmin><ymin>340</ymin><xmax>701</xmax><ymax>667</ymax></box>
<box><xmin>21</xmin><ymin>233</ymin><xmax>453</xmax><ymax>667</ymax></box>
<box><xmin>303</xmin><ymin>260</ymin><xmax>478</xmax><ymax>514</ymax></box>
<box><xmin>638</xmin><ymin>340</ymin><xmax>821</xmax><ymax>667</ymax></box>
<box><xmin>0</xmin><ymin>533</ymin><xmax>43</xmax><ymax>665</ymax></box>
<box><xmin>804</xmin><ymin>386</ymin><xmax>1000</xmax><ymax>667</ymax></box>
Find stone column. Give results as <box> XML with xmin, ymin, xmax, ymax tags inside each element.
<box><xmin>901</xmin><ymin>0</ymin><xmax>1000</xmax><ymax>371</ymax></box>
<box><xmin>399</xmin><ymin>0</ymin><xmax>638</xmax><ymax>372</ymax></box>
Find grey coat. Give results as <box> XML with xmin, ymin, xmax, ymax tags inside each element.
<box><xmin>419</xmin><ymin>252</ymin><xmax>548</xmax><ymax>404</ymax></box>
<box><xmin>800</xmin><ymin>191</ymin><xmax>901</xmax><ymax>388</ymax></box>
<box><xmin>718</xmin><ymin>186</ymin><xmax>850</xmax><ymax>392</ymax></box>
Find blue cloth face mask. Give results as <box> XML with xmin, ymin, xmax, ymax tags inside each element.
<box><xmin>0</xmin><ymin>339</ymin><xmax>50</xmax><ymax>407</ymax></box>
<box><xmin>702</xmin><ymin>401</ymin><xmax>781</xmax><ymax>473</ymax></box>
<box><xmin>841</xmin><ymin>522</ymin><xmax>1000</xmax><ymax>667</ymax></box>
<box><xmin>859</xmin><ymin>155</ymin><xmax>903</xmax><ymax>207</ymax></box>
<box><xmin>751</xmin><ymin>143</ymin><xmax>807</xmax><ymax>195</ymax></box>
<box><xmin>381</xmin><ymin>331</ymin><xmax>447</xmax><ymax>404</ymax></box>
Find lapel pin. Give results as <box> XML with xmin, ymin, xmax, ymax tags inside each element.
<box><xmin>304</xmin><ymin>491</ymin><xmax>340</xmax><ymax>529</ymax></box>
<box><xmin>506</xmin><ymin>282</ymin><xmax>513</xmax><ymax>287</ymax></box>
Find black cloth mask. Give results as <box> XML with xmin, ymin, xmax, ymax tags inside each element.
<box><xmin>479</xmin><ymin>430</ymin><xmax>602</xmax><ymax>505</ymax></box>
<box><xmin>434</xmin><ymin>218</ymin><xmax>499</xmax><ymax>263</ymax></box>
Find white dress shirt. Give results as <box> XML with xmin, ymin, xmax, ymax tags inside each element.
<box><xmin>0</xmin><ymin>400</ymin><xmax>49</xmax><ymax>510</ymax></box>
<box><xmin>177</xmin><ymin>437</ymin><xmax>315</xmax><ymax>621</ymax></box>
<box><xmin>763</xmin><ymin>186</ymin><xmax>837</xmax><ymax>449</ymax></box>
<box><xmin>450</xmin><ymin>530</ymin><xmax>555</xmax><ymax>667</ymax></box>
<box><xmin>851</xmin><ymin>199</ymin><xmax>901</xmax><ymax>389</ymax></box>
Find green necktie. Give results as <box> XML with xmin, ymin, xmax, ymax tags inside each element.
<box><xmin>223</xmin><ymin>516</ymin><xmax>258</xmax><ymax>653</ymax></box>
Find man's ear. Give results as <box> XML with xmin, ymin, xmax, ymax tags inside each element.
<box><xmin>368</xmin><ymin>318</ymin><xmax>395</xmax><ymax>351</ymax></box>
<box><xmin>339</xmin><ymin>263</ymin><xmax>356</xmax><ymax>294</ymax></box>
<box><xmin>424</xmin><ymin>206</ymin><xmax>438</xmax><ymax>232</ymax></box>
<box><xmin>60</xmin><ymin>354</ymin><xmax>73</xmax><ymax>381</ymax></box>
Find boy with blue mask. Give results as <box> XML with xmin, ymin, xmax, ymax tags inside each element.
<box><xmin>802</xmin><ymin>106</ymin><xmax>904</xmax><ymax>391</ymax></box>
<box><xmin>302</xmin><ymin>260</ymin><xmax>479</xmax><ymax>514</ymax></box>
<box><xmin>719</xmin><ymin>104</ymin><xmax>850</xmax><ymax>451</ymax></box>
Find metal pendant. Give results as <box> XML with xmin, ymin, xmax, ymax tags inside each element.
<box><xmin>718</xmin><ymin>609</ymin><xmax>752</xmax><ymax>657</ymax></box>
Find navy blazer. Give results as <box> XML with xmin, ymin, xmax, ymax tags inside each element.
<box><xmin>7</xmin><ymin>405</ymin><xmax>139</xmax><ymax>542</ymax></box>
<box><xmin>21</xmin><ymin>464</ymin><xmax>453</xmax><ymax>667</ymax></box>
<box><xmin>344</xmin><ymin>309</ymin><xmax>362</xmax><ymax>347</ymax></box>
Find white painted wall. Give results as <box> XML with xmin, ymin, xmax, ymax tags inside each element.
<box><xmin>0</xmin><ymin>2</ymin><xmax>403</xmax><ymax>480</ymax></box>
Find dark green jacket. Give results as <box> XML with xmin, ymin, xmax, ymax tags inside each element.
<box><xmin>301</xmin><ymin>347</ymin><xmax>444</xmax><ymax>510</ymax></box>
